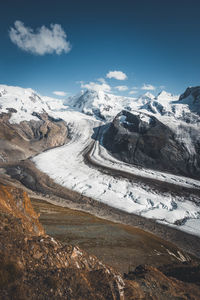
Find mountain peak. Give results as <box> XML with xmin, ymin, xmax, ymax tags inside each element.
<box><xmin>155</xmin><ymin>90</ymin><xmax>179</xmax><ymax>103</ymax></box>
<box><xmin>0</xmin><ymin>84</ymin><xmax>52</xmax><ymax>123</ymax></box>
<box><xmin>139</xmin><ymin>92</ymin><xmax>155</xmax><ymax>100</ymax></box>
<box><xmin>66</xmin><ymin>89</ymin><xmax>134</xmax><ymax>120</ymax></box>
<box><xmin>157</xmin><ymin>90</ymin><xmax>171</xmax><ymax>97</ymax></box>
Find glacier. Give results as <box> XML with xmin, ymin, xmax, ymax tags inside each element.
<box><xmin>1</xmin><ymin>84</ymin><xmax>200</xmax><ymax>236</ymax></box>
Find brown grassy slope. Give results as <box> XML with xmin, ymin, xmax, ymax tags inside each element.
<box><xmin>0</xmin><ymin>182</ymin><xmax>200</xmax><ymax>299</ymax></box>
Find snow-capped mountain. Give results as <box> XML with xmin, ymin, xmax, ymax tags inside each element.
<box><xmin>65</xmin><ymin>89</ymin><xmax>137</xmax><ymax>120</ymax></box>
<box><xmin>65</xmin><ymin>87</ymin><xmax>200</xmax><ymax>126</ymax></box>
<box><xmin>0</xmin><ymin>84</ymin><xmax>65</xmax><ymax>124</ymax></box>
<box><xmin>65</xmin><ymin>88</ymin><xmax>180</xmax><ymax>124</ymax></box>
<box><xmin>0</xmin><ymin>85</ymin><xmax>68</xmax><ymax>162</ymax></box>
<box><xmin>138</xmin><ymin>88</ymin><xmax>200</xmax><ymax>125</ymax></box>
<box><xmin>65</xmin><ymin>89</ymin><xmax>179</xmax><ymax>122</ymax></box>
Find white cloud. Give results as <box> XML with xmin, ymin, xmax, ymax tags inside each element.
<box><xmin>106</xmin><ymin>70</ymin><xmax>127</xmax><ymax>80</ymax></box>
<box><xmin>141</xmin><ymin>84</ymin><xmax>156</xmax><ymax>91</ymax></box>
<box><xmin>81</xmin><ymin>81</ymin><xmax>111</xmax><ymax>92</ymax></box>
<box><xmin>9</xmin><ymin>20</ymin><xmax>71</xmax><ymax>55</ymax></box>
<box><xmin>115</xmin><ymin>85</ymin><xmax>128</xmax><ymax>91</ymax></box>
<box><xmin>53</xmin><ymin>91</ymin><xmax>67</xmax><ymax>96</ymax></box>
<box><xmin>97</xmin><ymin>78</ymin><xmax>106</xmax><ymax>84</ymax></box>
<box><xmin>129</xmin><ymin>90</ymin><xmax>138</xmax><ymax>95</ymax></box>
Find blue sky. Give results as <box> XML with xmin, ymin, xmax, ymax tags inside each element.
<box><xmin>1</xmin><ymin>0</ymin><xmax>200</xmax><ymax>97</ymax></box>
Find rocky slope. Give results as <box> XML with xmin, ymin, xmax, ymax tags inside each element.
<box><xmin>0</xmin><ymin>181</ymin><xmax>125</xmax><ymax>300</ymax></box>
<box><xmin>0</xmin><ymin>112</ymin><xmax>68</xmax><ymax>162</ymax></box>
<box><xmin>0</xmin><ymin>180</ymin><xmax>200</xmax><ymax>299</ymax></box>
<box><xmin>0</xmin><ymin>85</ymin><xmax>68</xmax><ymax>162</ymax></box>
<box><xmin>103</xmin><ymin>109</ymin><xmax>200</xmax><ymax>178</ymax></box>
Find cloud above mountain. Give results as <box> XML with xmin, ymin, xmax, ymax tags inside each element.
<box><xmin>115</xmin><ymin>85</ymin><xmax>128</xmax><ymax>91</ymax></box>
<box><xmin>53</xmin><ymin>91</ymin><xmax>67</xmax><ymax>96</ymax></box>
<box><xmin>129</xmin><ymin>90</ymin><xmax>138</xmax><ymax>95</ymax></box>
<box><xmin>141</xmin><ymin>84</ymin><xmax>156</xmax><ymax>91</ymax></box>
<box><xmin>81</xmin><ymin>81</ymin><xmax>111</xmax><ymax>92</ymax></box>
<box><xmin>106</xmin><ymin>71</ymin><xmax>127</xmax><ymax>80</ymax></box>
<box><xmin>9</xmin><ymin>21</ymin><xmax>71</xmax><ymax>55</ymax></box>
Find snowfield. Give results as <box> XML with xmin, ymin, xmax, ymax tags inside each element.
<box><xmin>0</xmin><ymin>84</ymin><xmax>64</xmax><ymax>123</ymax></box>
<box><xmin>1</xmin><ymin>84</ymin><xmax>200</xmax><ymax>237</ymax></box>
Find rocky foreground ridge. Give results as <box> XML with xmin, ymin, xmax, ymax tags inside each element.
<box><xmin>0</xmin><ymin>180</ymin><xmax>125</xmax><ymax>300</ymax></box>
<box><xmin>0</xmin><ymin>180</ymin><xmax>200</xmax><ymax>299</ymax></box>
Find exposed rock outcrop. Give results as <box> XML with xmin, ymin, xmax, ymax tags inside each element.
<box><xmin>103</xmin><ymin>110</ymin><xmax>200</xmax><ymax>178</ymax></box>
<box><xmin>0</xmin><ymin>112</ymin><xmax>68</xmax><ymax>163</ymax></box>
<box><xmin>179</xmin><ymin>86</ymin><xmax>200</xmax><ymax>104</ymax></box>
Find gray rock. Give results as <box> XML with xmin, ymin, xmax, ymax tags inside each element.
<box><xmin>179</xmin><ymin>86</ymin><xmax>200</xmax><ymax>104</ymax></box>
<box><xmin>103</xmin><ymin>110</ymin><xmax>200</xmax><ymax>178</ymax></box>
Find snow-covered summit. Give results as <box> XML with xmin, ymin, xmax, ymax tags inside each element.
<box><xmin>65</xmin><ymin>89</ymin><xmax>135</xmax><ymax>120</ymax></box>
<box><xmin>0</xmin><ymin>85</ymin><xmax>65</xmax><ymax>124</ymax></box>
<box><xmin>64</xmin><ymin>88</ymin><xmax>183</xmax><ymax>122</ymax></box>
<box><xmin>156</xmin><ymin>90</ymin><xmax>179</xmax><ymax>103</ymax></box>
<box><xmin>170</xmin><ymin>86</ymin><xmax>200</xmax><ymax>121</ymax></box>
<box><xmin>138</xmin><ymin>92</ymin><xmax>155</xmax><ymax>101</ymax></box>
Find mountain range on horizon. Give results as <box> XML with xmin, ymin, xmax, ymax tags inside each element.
<box><xmin>1</xmin><ymin>83</ymin><xmax>199</xmax><ymax>122</ymax></box>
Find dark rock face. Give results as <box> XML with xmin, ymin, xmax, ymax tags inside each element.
<box><xmin>0</xmin><ymin>112</ymin><xmax>68</xmax><ymax>163</ymax></box>
<box><xmin>178</xmin><ymin>86</ymin><xmax>200</xmax><ymax>116</ymax></box>
<box><xmin>179</xmin><ymin>86</ymin><xmax>200</xmax><ymax>104</ymax></box>
<box><xmin>103</xmin><ymin>110</ymin><xmax>200</xmax><ymax>178</ymax></box>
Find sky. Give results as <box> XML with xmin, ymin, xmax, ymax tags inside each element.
<box><xmin>1</xmin><ymin>0</ymin><xmax>200</xmax><ymax>98</ymax></box>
